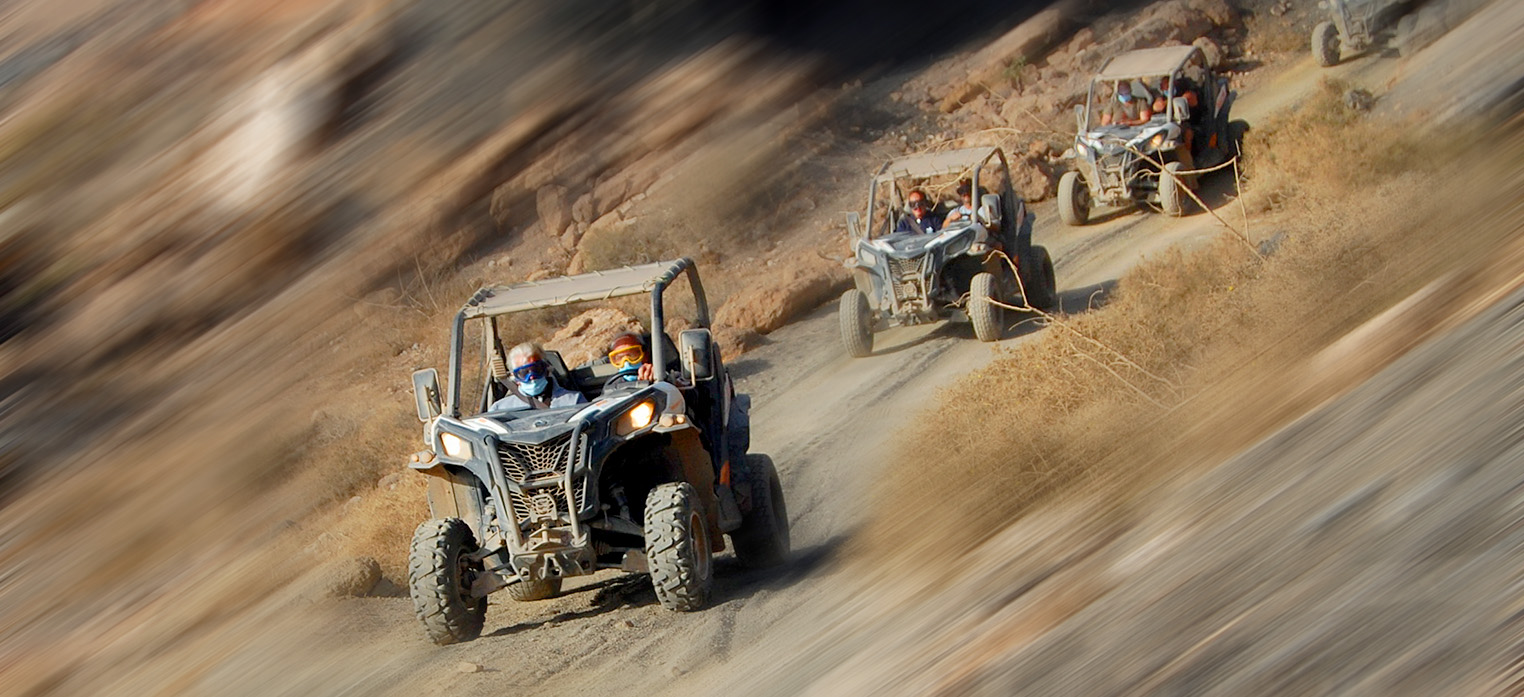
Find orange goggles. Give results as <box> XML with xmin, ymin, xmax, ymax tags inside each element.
<box><xmin>609</xmin><ymin>343</ymin><xmax>645</xmax><ymax>369</ymax></box>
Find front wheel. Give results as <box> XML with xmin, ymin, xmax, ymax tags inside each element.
<box><xmin>1159</xmin><ymin>162</ymin><xmax>1185</xmax><ymax>217</ymax></box>
<box><xmin>969</xmin><ymin>272</ymin><xmax>1003</xmax><ymax>342</ymax></box>
<box><xmin>731</xmin><ymin>454</ymin><xmax>790</xmax><ymax>568</ymax></box>
<box><xmin>839</xmin><ymin>289</ymin><xmax>873</xmax><ymax>358</ymax></box>
<box><xmin>1395</xmin><ymin>14</ymin><xmax>1417</xmax><ymax>58</ymax></box>
<box><xmin>1057</xmin><ymin>170</ymin><xmax>1090</xmax><ymax>226</ymax></box>
<box><xmin>645</xmin><ymin>482</ymin><xmax>713</xmax><ymax>612</ymax></box>
<box><xmin>408</xmin><ymin>518</ymin><xmax>487</xmax><ymax>645</ymax></box>
<box><xmin>1312</xmin><ymin>21</ymin><xmax>1340</xmax><ymax>67</ymax></box>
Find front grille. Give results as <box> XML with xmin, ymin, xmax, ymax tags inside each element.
<box><xmin>497</xmin><ymin>431</ymin><xmax>585</xmax><ymax>530</ymax></box>
<box><xmin>888</xmin><ymin>256</ymin><xmax>924</xmax><ymax>304</ymax></box>
<box><xmin>498</xmin><ymin>432</ymin><xmax>575</xmax><ymax>483</ymax></box>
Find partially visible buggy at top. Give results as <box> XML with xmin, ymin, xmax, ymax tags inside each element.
<box><xmin>405</xmin><ymin>259</ymin><xmax>789</xmax><ymax>645</ymax></box>
<box><xmin>839</xmin><ymin>146</ymin><xmax>1057</xmax><ymax>356</ymax></box>
<box><xmin>1312</xmin><ymin>0</ymin><xmax>1424</xmax><ymax>66</ymax></box>
<box><xmin>1311</xmin><ymin>0</ymin><xmax>1487</xmax><ymax>66</ymax></box>
<box><xmin>1059</xmin><ymin>45</ymin><xmax>1245</xmax><ymax>225</ymax></box>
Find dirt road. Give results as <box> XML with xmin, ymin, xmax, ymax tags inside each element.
<box><xmin>167</xmin><ymin>5</ymin><xmax>1524</xmax><ymax>693</ymax></box>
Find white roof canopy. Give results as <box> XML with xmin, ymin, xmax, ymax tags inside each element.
<box><xmin>461</xmin><ymin>260</ymin><xmax>683</xmax><ymax>319</ymax></box>
<box><xmin>1095</xmin><ymin>46</ymin><xmax>1200</xmax><ymax>81</ymax></box>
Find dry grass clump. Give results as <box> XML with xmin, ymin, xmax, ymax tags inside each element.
<box><xmin>1241</xmin><ymin>77</ymin><xmax>1436</xmax><ymax>212</ymax></box>
<box><xmin>861</xmin><ymin>77</ymin><xmax>1475</xmax><ymax>567</ymax></box>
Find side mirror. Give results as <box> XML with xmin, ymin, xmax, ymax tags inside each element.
<box><xmin>412</xmin><ymin>368</ymin><xmax>442</xmax><ymax>421</ymax></box>
<box><xmin>678</xmin><ymin>329</ymin><xmax>715</xmax><ymax>383</ymax></box>
<box><xmin>1073</xmin><ymin>103</ymin><xmax>1085</xmax><ymax>133</ymax></box>
<box><xmin>846</xmin><ymin>211</ymin><xmax>862</xmax><ymax>241</ymax></box>
<box><xmin>1172</xmin><ymin>96</ymin><xmax>1191</xmax><ymax>122</ymax></box>
<box><xmin>977</xmin><ymin>193</ymin><xmax>1002</xmax><ymax>228</ymax></box>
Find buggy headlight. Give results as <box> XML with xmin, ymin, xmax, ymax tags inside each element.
<box><xmin>858</xmin><ymin>250</ymin><xmax>878</xmax><ymax>268</ymax></box>
<box><xmin>439</xmin><ymin>432</ymin><xmax>472</xmax><ymax>459</ymax></box>
<box><xmin>616</xmin><ymin>401</ymin><xmax>657</xmax><ymax>436</ymax></box>
<box><xmin>1150</xmin><ymin>133</ymin><xmax>1165</xmax><ymax>149</ymax></box>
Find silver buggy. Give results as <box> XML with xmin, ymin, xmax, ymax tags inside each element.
<box><xmin>1059</xmin><ymin>46</ymin><xmax>1245</xmax><ymax>225</ymax></box>
<box><xmin>405</xmin><ymin>259</ymin><xmax>788</xmax><ymax>645</ymax></box>
<box><xmin>839</xmin><ymin>146</ymin><xmax>1057</xmax><ymax>356</ymax></box>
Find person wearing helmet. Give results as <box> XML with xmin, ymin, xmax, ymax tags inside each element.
<box><xmin>605</xmin><ymin>332</ymin><xmax>657</xmax><ymax>387</ymax></box>
<box><xmin>489</xmin><ymin>342</ymin><xmax>587</xmax><ymax>411</ymax></box>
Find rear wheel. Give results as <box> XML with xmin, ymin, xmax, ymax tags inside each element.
<box><xmin>731</xmin><ymin>454</ymin><xmax>790</xmax><ymax>568</ymax></box>
<box><xmin>408</xmin><ymin>518</ymin><xmax>487</xmax><ymax>645</ymax></box>
<box><xmin>1227</xmin><ymin>120</ymin><xmax>1250</xmax><ymax>161</ymax></box>
<box><xmin>969</xmin><ymin>272</ymin><xmax>1003</xmax><ymax>342</ymax></box>
<box><xmin>645</xmin><ymin>482</ymin><xmax>713</xmax><ymax>612</ymax></box>
<box><xmin>1159</xmin><ymin>162</ymin><xmax>1185</xmax><ymax>217</ymax></box>
<box><xmin>1312</xmin><ymin>21</ymin><xmax>1340</xmax><ymax>67</ymax></box>
<box><xmin>1021</xmin><ymin>246</ymin><xmax>1058</xmax><ymax>312</ymax></box>
<box><xmin>506</xmin><ymin>577</ymin><xmax>562</xmax><ymax>602</ymax></box>
<box><xmin>1057</xmin><ymin>171</ymin><xmax>1089</xmax><ymax>226</ymax></box>
<box><xmin>839</xmin><ymin>289</ymin><xmax>873</xmax><ymax>358</ymax></box>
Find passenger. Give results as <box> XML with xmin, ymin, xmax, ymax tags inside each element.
<box><xmin>1099</xmin><ymin>81</ymin><xmax>1152</xmax><ymax>127</ymax></box>
<box><xmin>605</xmin><ymin>332</ymin><xmax>657</xmax><ymax>386</ymax></box>
<box><xmin>490</xmin><ymin>342</ymin><xmax>587</xmax><ymax>411</ymax></box>
<box><xmin>894</xmin><ymin>189</ymin><xmax>942</xmax><ymax>234</ymax></box>
<box><xmin>942</xmin><ymin>179</ymin><xmax>977</xmax><ymax>225</ymax></box>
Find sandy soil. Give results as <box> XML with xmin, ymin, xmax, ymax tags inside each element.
<box><xmin>17</xmin><ymin>2</ymin><xmax>1523</xmax><ymax>695</ymax></box>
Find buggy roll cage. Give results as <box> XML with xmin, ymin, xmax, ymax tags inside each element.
<box><xmin>444</xmin><ymin>258</ymin><xmax>708</xmax><ymax>417</ymax></box>
<box><xmin>853</xmin><ymin>146</ymin><xmax>1014</xmax><ymax>241</ymax></box>
<box><xmin>1079</xmin><ymin>45</ymin><xmax>1206</xmax><ymax>133</ymax></box>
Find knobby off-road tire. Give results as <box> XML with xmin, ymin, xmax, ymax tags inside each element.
<box><xmin>1021</xmin><ymin>246</ymin><xmax>1058</xmax><ymax>312</ymax></box>
<box><xmin>1312</xmin><ymin>21</ymin><xmax>1340</xmax><ymax>67</ymax></box>
<box><xmin>409</xmin><ymin>518</ymin><xmax>487</xmax><ymax>645</ymax></box>
<box><xmin>1395</xmin><ymin>14</ymin><xmax>1417</xmax><ymax>58</ymax></box>
<box><xmin>506</xmin><ymin>577</ymin><xmax>562</xmax><ymax>602</ymax></box>
<box><xmin>1227</xmin><ymin>119</ymin><xmax>1250</xmax><ymax>162</ymax></box>
<box><xmin>970</xmin><ymin>271</ymin><xmax>1003</xmax><ymax>342</ymax></box>
<box><xmin>839</xmin><ymin>289</ymin><xmax>873</xmax><ymax>358</ymax></box>
<box><xmin>731</xmin><ymin>454</ymin><xmax>790</xmax><ymax>568</ymax></box>
<box><xmin>645</xmin><ymin>482</ymin><xmax>713</xmax><ymax>612</ymax></box>
<box><xmin>1159</xmin><ymin>162</ymin><xmax>1185</xmax><ymax>217</ymax></box>
<box><xmin>1057</xmin><ymin>170</ymin><xmax>1089</xmax><ymax>226</ymax></box>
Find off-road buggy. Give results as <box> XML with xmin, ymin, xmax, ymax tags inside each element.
<box><xmin>1312</xmin><ymin>0</ymin><xmax>1485</xmax><ymax>65</ymax></box>
<box><xmin>1058</xmin><ymin>45</ymin><xmax>1245</xmax><ymax>225</ymax></box>
<box><xmin>838</xmin><ymin>146</ymin><xmax>1057</xmax><ymax>356</ymax></box>
<box><xmin>405</xmin><ymin>259</ymin><xmax>788</xmax><ymax>645</ymax></box>
<box><xmin>1312</xmin><ymin>0</ymin><xmax>1425</xmax><ymax>66</ymax></box>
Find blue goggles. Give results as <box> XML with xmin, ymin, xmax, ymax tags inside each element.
<box><xmin>510</xmin><ymin>360</ymin><xmax>549</xmax><ymax>382</ymax></box>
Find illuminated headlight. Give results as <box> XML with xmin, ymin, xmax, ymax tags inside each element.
<box><xmin>1149</xmin><ymin>133</ymin><xmax>1165</xmax><ymax>149</ymax></box>
<box><xmin>439</xmin><ymin>431</ymin><xmax>472</xmax><ymax>459</ymax></box>
<box><xmin>616</xmin><ymin>401</ymin><xmax>657</xmax><ymax>436</ymax></box>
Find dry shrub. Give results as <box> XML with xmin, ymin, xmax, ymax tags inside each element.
<box><xmin>860</xmin><ymin>81</ymin><xmax>1482</xmax><ymax>569</ymax></box>
<box><xmin>1241</xmin><ymin>78</ymin><xmax>1435</xmax><ymax>212</ymax></box>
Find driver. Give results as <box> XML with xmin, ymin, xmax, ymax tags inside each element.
<box><xmin>605</xmin><ymin>332</ymin><xmax>657</xmax><ymax>386</ymax></box>
<box><xmin>1100</xmin><ymin>81</ymin><xmax>1152</xmax><ymax>127</ymax></box>
<box><xmin>894</xmin><ymin>189</ymin><xmax>942</xmax><ymax>234</ymax></box>
<box><xmin>1152</xmin><ymin>74</ymin><xmax>1199</xmax><ymax>116</ymax></box>
<box><xmin>490</xmin><ymin>342</ymin><xmax>587</xmax><ymax>411</ymax></box>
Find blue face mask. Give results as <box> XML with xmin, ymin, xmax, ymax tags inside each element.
<box><xmin>518</xmin><ymin>375</ymin><xmax>549</xmax><ymax>397</ymax></box>
<box><xmin>1118</xmin><ymin>92</ymin><xmax>1133</xmax><ymax>103</ymax></box>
